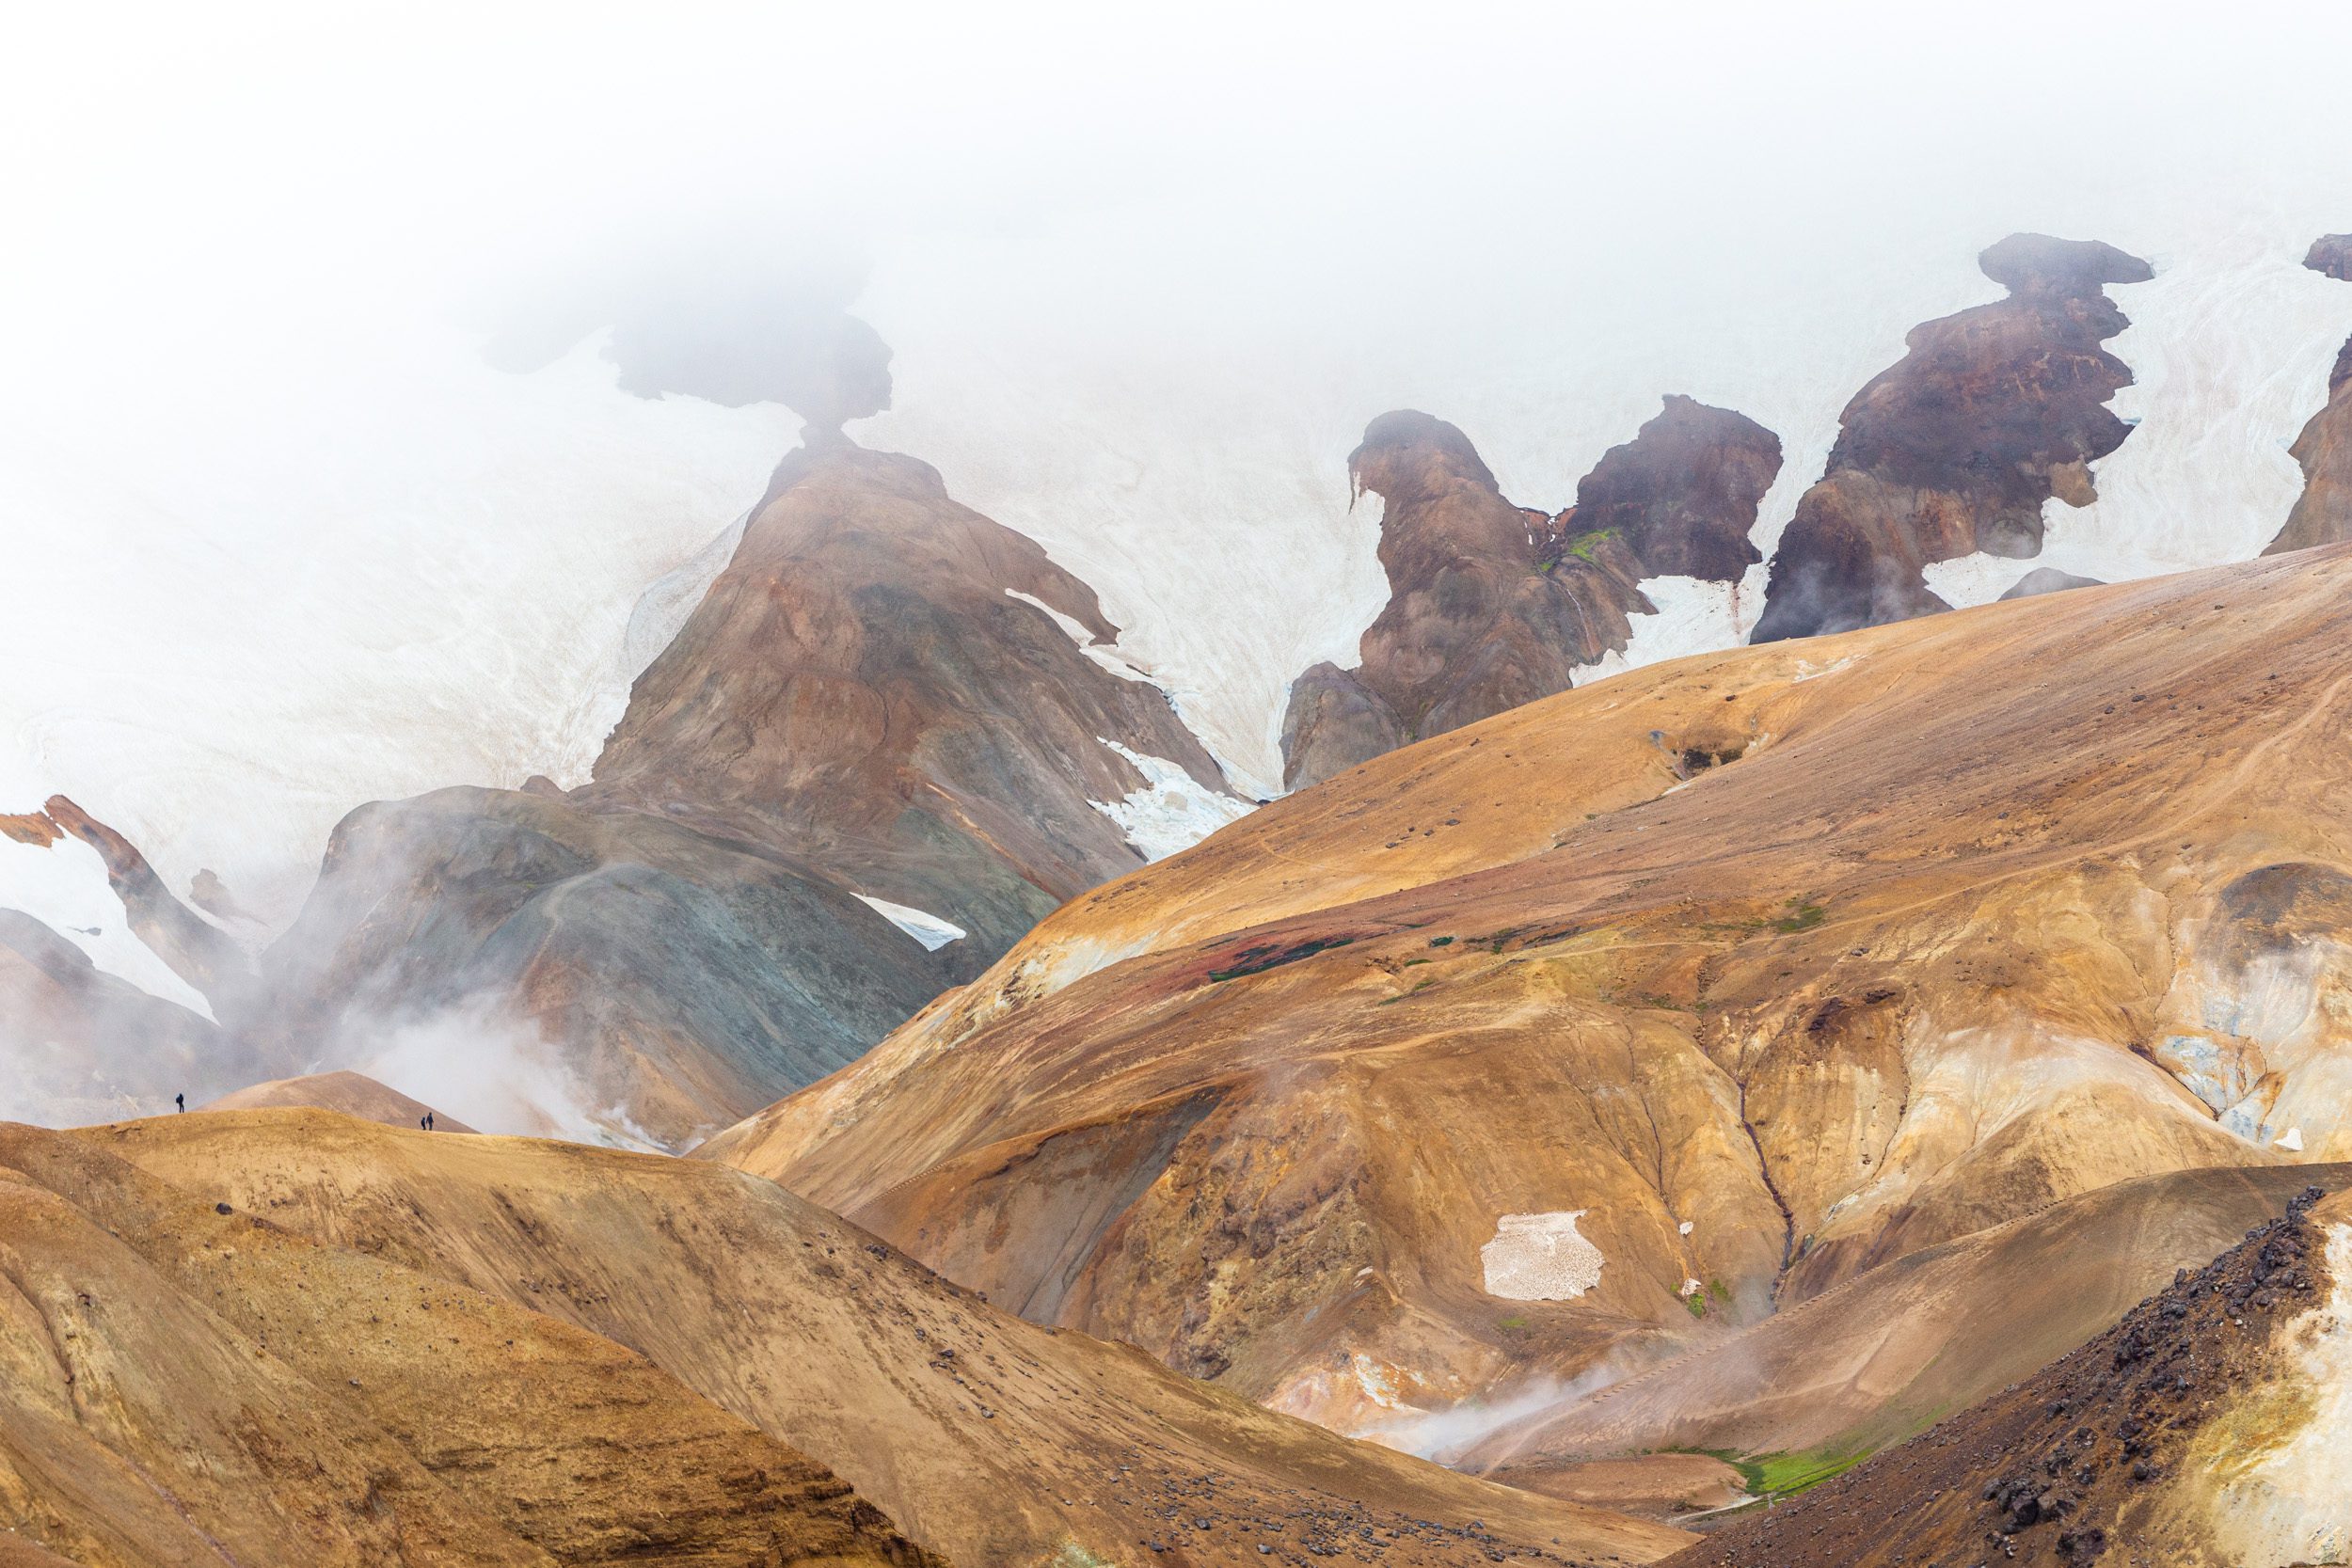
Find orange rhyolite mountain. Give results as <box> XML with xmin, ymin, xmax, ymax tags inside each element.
<box><xmin>706</xmin><ymin>543</ymin><xmax>2352</xmax><ymax>1460</ymax></box>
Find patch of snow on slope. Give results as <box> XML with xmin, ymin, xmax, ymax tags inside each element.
<box><xmin>2201</xmin><ymin>1220</ymin><xmax>2352</xmax><ymax>1564</ymax></box>
<box><xmin>624</xmin><ymin>513</ymin><xmax>747</xmax><ymax>673</ymax></box>
<box><xmin>1481</xmin><ymin>1212</ymin><xmax>1605</xmax><ymax>1301</ymax></box>
<box><xmin>0</xmin><ymin>778</ymin><xmax>215</xmax><ymax>1019</ymax></box>
<box><xmin>1574</xmin><ymin>576</ymin><xmax>1750</xmax><ymax>683</ymax></box>
<box><xmin>1926</xmin><ymin>223</ymin><xmax>2352</xmax><ymax>609</ymax></box>
<box><xmin>1089</xmin><ymin>739</ymin><xmax>1252</xmax><ymax>862</ymax></box>
<box><xmin>1003</xmin><ymin>590</ymin><xmax>1158</xmax><ymax>683</ymax></box>
<box><xmin>852</xmin><ymin>894</ymin><xmax>966</xmax><ymax>951</ymax></box>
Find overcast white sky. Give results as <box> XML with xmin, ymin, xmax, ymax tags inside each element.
<box><xmin>5</xmin><ymin>1</ymin><xmax>2351</xmax><ymax>917</ymax></box>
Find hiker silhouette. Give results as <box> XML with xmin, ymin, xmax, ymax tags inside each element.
<box><xmin>175</xmin><ymin>1093</ymin><xmax>184</xmax><ymax>1113</ymax></box>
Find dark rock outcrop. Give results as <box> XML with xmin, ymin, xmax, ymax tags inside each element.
<box><xmin>38</xmin><ymin>795</ymin><xmax>251</xmax><ymax>1010</ymax></box>
<box><xmin>1753</xmin><ymin>233</ymin><xmax>2152</xmax><ymax>642</ymax></box>
<box><xmin>2304</xmin><ymin>232</ymin><xmax>2352</xmax><ymax>281</ymax></box>
<box><xmin>1280</xmin><ymin>398</ymin><xmax>1780</xmax><ymax>789</ymax></box>
<box><xmin>2264</xmin><ymin>237</ymin><xmax>2352</xmax><ymax>555</ymax></box>
<box><xmin>1572</xmin><ymin>394</ymin><xmax>1787</xmax><ymax>581</ymax></box>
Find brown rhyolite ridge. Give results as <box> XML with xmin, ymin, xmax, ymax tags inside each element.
<box><xmin>0</xmin><ymin>1119</ymin><xmax>941</xmax><ymax>1566</ymax></box>
<box><xmin>587</xmin><ymin>440</ymin><xmax>1232</xmax><ymax>952</ymax></box>
<box><xmin>256</xmin><ymin>437</ymin><xmax>1237</xmax><ymax>1148</ymax></box>
<box><xmin>1753</xmin><ymin>232</ymin><xmax>2152</xmax><ymax>641</ymax></box>
<box><xmin>1281</xmin><ymin>397</ymin><xmax>1779</xmax><ymax>789</ymax></box>
<box><xmin>101</xmin><ymin>1108</ymin><xmax>1690</xmax><ymax>1568</ymax></box>
<box><xmin>707</xmin><ymin>546</ymin><xmax>2352</xmax><ymax>1456</ymax></box>
<box><xmin>2263</xmin><ymin>235</ymin><xmax>2352</xmax><ymax>555</ymax></box>
<box><xmin>1660</xmin><ymin>1185</ymin><xmax>2348</xmax><ymax>1568</ymax></box>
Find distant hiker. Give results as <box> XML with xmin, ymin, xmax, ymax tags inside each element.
<box><xmin>421</xmin><ymin>1111</ymin><xmax>435</xmax><ymax>1132</ymax></box>
<box><xmin>175</xmin><ymin>1092</ymin><xmax>184</xmax><ymax>1113</ymax></box>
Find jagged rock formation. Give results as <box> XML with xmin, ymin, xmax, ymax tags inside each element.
<box><xmin>1753</xmin><ymin>233</ymin><xmax>2153</xmax><ymax>641</ymax></box>
<box><xmin>102</xmin><ymin>1108</ymin><xmax>1691</xmax><ymax>1567</ymax></box>
<box><xmin>1662</xmin><ymin>1184</ymin><xmax>2352</xmax><ymax>1567</ymax></box>
<box><xmin>256</xmin><ymin>436</ymin><xmax>1241</xmax><ymax>1148</ymax></box>
<box><xmin>707</xmin><ymin>543</ymin><xmax>2352</xmax><ymax>1458</ymax></box>
<box><xmin>36</xmin><ymin>795</ymin><xmax>249</xmax><ymax>1008</ymax></box>
<box><xmin>2263</xmin><ymin>236</ymin><xmax>2352</xmax><ymax>555</ymax></box>
<box><xmin>0</xmin><ymin>910</ymin><xmax>224</xmax><ymax>1124</ymax></box>
<box><xmin>1281</xmin><ymin>398</ymin><xmax>1779</xmax><ymax>789</ymax></box>
<box><xmin>0</xmin><ymin>1120</ymin><xmax>941</xmax><ymax>1566</ymax></box>
<box><xmin>2305</xmin><ymin>232</ymin><xmax>2352</xmax><ymax>281</ymax></box>
<box><xmin>1571</xmin><ymin>394</ymin><xmax>1783</xmax><ymax>581</ymax></box>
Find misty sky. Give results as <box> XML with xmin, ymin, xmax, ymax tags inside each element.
<box><xmin>5</xmin><ymin>1</ymin><xmax>2351</xmax><ymax>916</ymax></box>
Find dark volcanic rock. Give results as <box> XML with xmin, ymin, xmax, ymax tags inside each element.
<box><xmin>1753</xmin><ymin>233</ymin><xmax>2152</xmax><ymax>642</ymax></box>
<box><xmin>1280</xmin><ymin>398</ymin><xmax>1779</xmax><ymax>790</ymax></box>
<box><xmin>2304</xmin><ymin>232</ymin><xmax>2352</xmax><ymax>282</ymax></box>
<box><xmin>2263</xmin><ymin>239</ymin><xmax>2352</xmax><ymax>555</ymax></box>
<box><xmin>1569</xmin><ymin>394</ymin><xmax>1782</xmax><ymax>581</ymax></box>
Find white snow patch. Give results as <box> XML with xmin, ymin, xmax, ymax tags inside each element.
<box><xmin>1089</xmin><ymin>739</ymin><xmax>1252</xmax><ymax>862</ymax></box>
<box><xmin>1003</xmin><ymin>590</ymin><xmax>1159</xmax><ymax>684</ymax></box>
<box><xmin>852</xmin><ymin>894</ymin><xmax>966</xmax><ymax>951</ymax></box>
<box><xmin>2201</xmin><ymin>1221</ymin><xmax>2352</xmax><ymax>1564</ymax></box>
<box><xmin>1679</xmin><ymin>1220</ymin><xmax>1695</xmax><ymax>1235</ymax></box>
<box><xmin>1481</xmin><ymin>1211</ymin><xmax>1605</xmax><ymax>1301</ymax></box>
<box><xmin>625</xmin><ymin>513</ymin><xmax>747</xmax><ymax>673</ymax></box>
<box><xmin>1574</xmin><ymin>576</ymin><xmax>1749</xmax><ymax>684</ymax></box>
<box><xmin>2278</xmin><ymin>1126</ymin><xmax>2306</xmax><ymax>1153</ymax></box>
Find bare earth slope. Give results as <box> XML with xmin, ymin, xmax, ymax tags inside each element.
<box><xmin>706</xmin><ymin>544</ymin><xmax>2352</xmax><ymax>1449</ymax></box>
<box><xmin>0</xmin><ymin>1119</ymin><xmax>937</xmax><ymax>1566</ymax></box>
<box><xmin>1662</xmin><ymin>1184</ymin><xmax>2352</xmax><ymax>1567</ymax></box>
<box><xmin>101</xmin><ymin>1108</ymin><xmax>1690</xmax><ymax>1568</ymax></box>
<box><xmin>1457</xmin><ymin>1164</ymin><xmax>2352</xmax><ymax>1494</ymax></box>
